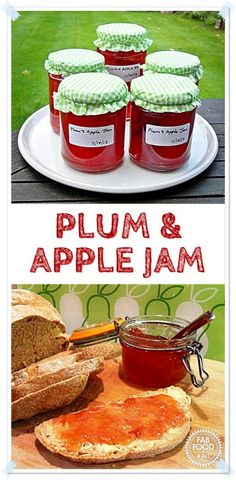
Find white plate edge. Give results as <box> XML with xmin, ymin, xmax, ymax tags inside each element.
<box><xmin>17</xmin><ymin>105</ymin><xmax>219</xmax><ymax>195</ymax></box>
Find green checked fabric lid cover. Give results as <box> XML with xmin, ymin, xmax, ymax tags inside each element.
<box><xmin>45</xmin><ymin>49</ymin><xmax>106</xmax><ymax>77</ymax></box>
<box><xmin>54</xmin><ymin>72</ymin><xmax>130</xmax><ymax>115</ymax></box>
<box><xmin>94</xmin><ymin>23</ymin><xmax>152</xmax><ymax>52</ymax></box>
<box><xmin>131</xmin><ymin>73</ymin><xmax>201</xmax><ymax>113</ymax></box>
<box><xmin>143</xmin><ymin>50</ymin><xmax>203</xmax><ymax>82</ymax></box>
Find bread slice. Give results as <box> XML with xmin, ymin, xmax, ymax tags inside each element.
<box><xmin>11</xmin><ymin>289</ymin><xmax>68</xmax><ymax>372</ymax></box>
<box><xmin>35</xmin><ymin>386</ymin><xmax>191</xmax><ymax>464</ymax></box>
<box><xmin>72</xmin><ymin>341</ymin><xmax>122</xmax><ymax>361</ymax></box>
<box><xmin>12</xmin><ymin>374</ymin><xmax>89</xmax><ymax>422</ymax></box>
<box><xmin>12</xmin><ymin>352</ymin><xmax>81</xmax><ymax>386</ymax></box>
<box><xmin>12</xmin><ymin>356</ymin><xmax>103</xmax><ymax>401</ymax></box>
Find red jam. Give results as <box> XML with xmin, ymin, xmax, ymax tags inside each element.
<box><xmin>120</xmin><ymin>319</ymin><xmax>192</xmax><ymax>388</ymax></box>
<box><xmin>50</xmin><ymin>394</ymin><xmax>187</xmax><ymax>449</ymax></box>
<box><xmin>129</xmin><ymin>102</ymin><xmax>196</xmax><ymax>171</ymax></box>
<box><xmin>60</xmin><ymin>107</ymin><xmax>126</xmax><ymax>172</ymax></box>
<box><xmin>121</xmin><ymin>340</ymin><xmax>189</xmax><ymax>388</ymax></box>
<box><xmin>48</xmin><ymin>73</ymin><xmax>63</xmax><ymax>134</ymax></box>
<box><xmin>97</xmin><ymin>48</ymin><xmax>146</xmax><ymax>118</ymax></box>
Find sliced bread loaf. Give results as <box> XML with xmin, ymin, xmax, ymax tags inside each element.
<box><xmin>12</xmin><ymin>373</ymin><xmax>89</xmax><ymax>422</ymax></box>
<box><xmin>12</xmin><ymin>289</ymin><xmax>69</xmax><ymax>372</ymax></box>
<box><xmin>12</xmin><ymin>356</ymin><xmax>103</xmax><ymax>401</ymax></box>
<box><xmin>35</xmin><ymin>386</ymin><xmax>191</xmax><ymax>464</ymax></box>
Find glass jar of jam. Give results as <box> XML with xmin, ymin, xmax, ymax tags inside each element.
<box><xmin>54</xmin><ymin>72</ymin><xmax>129</xmax><ymax>172</ymax></box>
<box><xmin>94</xmin><ymin>23</ymin><xmax>152</xmax><ymax>118</ymax></box>
<box><xmin>130</xmin><ymin>73</ymin><xmax>201</xmax><ymax>171</ymax></box>
<box><xmin>119</xmin><ymin>315</ymin><xmax>209</xmax><ymax>388</ymax></box>
<box><xmin>45</xmin><ymin>49</ymin><xmax>107</xmax><ymax>134</ymax></box>
<box><xmin>143</xmin><ymin>50</ymin><xmax>203</xmax><ymax>85</ymax></box>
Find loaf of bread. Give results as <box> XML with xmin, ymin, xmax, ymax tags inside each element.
<box><xmin>12</xmin><ymin>374</ymin><xmax>89</xmax><ymax>422</ymax></box>
<box><xmin>11</xmin><ymin>289</ymin><xmax>69</xmax><ymax>372</ymax></box>
<box><xmin>12</xmin><ymin>355</ymin><xmax>103</xmax><ymax>401</ymax></box>
<box><xmin>35</xmin><ymin>386</ymin><xmax>191</xmax><ymax>464</ymax></box>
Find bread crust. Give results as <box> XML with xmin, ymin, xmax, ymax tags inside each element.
<box><xmin>35</xmin><ymin>387</ymin><xmax>191</xmax><ymax>464</ymax></box>
<box><xmin>12</xmin><ymin>374</ymin><xmax>89</xmax><ymax>422</ymax></box>
<box><xmin>12</xmin><ymin>289</ymin><xmax>65</xmax><ymax>331</ymax></box>
<box><xmin>12</xmin><ymin>352</ymin><xmax>81</xmax><ymax>386</ymax></box>
<box><xmin>12</xmin><ymin>305</ymin><xmax>65</xmax><ymax>333</ymax></box>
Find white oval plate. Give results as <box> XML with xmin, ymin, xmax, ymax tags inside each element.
<box><xmin>18</xmin><ymin>105</ymin><xmax>218</xmax><ymax>194</ymax></box>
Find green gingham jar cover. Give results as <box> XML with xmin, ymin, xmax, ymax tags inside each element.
<box><xmin>143</xmin><ymin>51</ymin><xmax>203</xmax><ymax>82</ymax></box>
<box><xmin>94</xmin><ymin>23</ymin><xmax>152</xmax><ymax>52</ymax></box>
<box><xmin>131</xmin><ymin>73</ymin><xmax>201</xmax><ymax>113</ymax></box>
<box><xmin>45</xmin><ymin>49</ymin><xmax>107</xmax><ymax>77</ymax></box>
<box><xmin>54</xmin><ymin>72</ymin><xmax>130</xmax><ymax>115</ymax></box>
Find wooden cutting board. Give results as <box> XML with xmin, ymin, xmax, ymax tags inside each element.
<box><xmin>12</xmin><ymin>357</ymin><xmax>224</xmax><ymax>470</ymax></box>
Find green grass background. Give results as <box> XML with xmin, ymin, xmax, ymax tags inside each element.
<box><xmin>12</xmin><ymin>11</ymin><xmax>225</xmax><ymax>130</ymax></box>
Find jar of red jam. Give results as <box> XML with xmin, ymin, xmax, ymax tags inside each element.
<box><xmin>54</xmin><ymin>72</ymin><xmax>129</xmax><ymax>172</ymax></box>
<box><xmin>130</xmin><ymin>73</ymin><xmax>201</xmax><ymax>171</ymax></box>
<box><xmin>94</xmin><ymin>23</ymin><xmax>152</xmax><ymax>117</ymax></box>
<box><xmin>45</xmin><ymin>49</ymin><xmax>107</xmax><ymax>134</ymax></box>
<box><xmin>119</xmin><ymin>315</ymin><xmax>209</xmax><ymax>388</ymax></box>
<box><xmin>143</xmin><ymin>50</ymin><xmax>203</xmax><ymax>85</ymax></box>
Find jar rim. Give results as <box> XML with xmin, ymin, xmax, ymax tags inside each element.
<box><xmin>120</xmin><ymin>314</ymin><xmax>197</xmax><ymax>351</ymax></box>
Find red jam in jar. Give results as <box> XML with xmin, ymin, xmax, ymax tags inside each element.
<box><xmin>60</xmin><ymin>107</ymin><xmax>126</xmax><ymax>172</ymax></box>
<box><xmin>48</xmin><ymin>73</ymin><xmax>62</xmax><ymax>134</ymax></box>
<box><xmin>130</xmin><ymin>73</ymin><xmax>200</xmax><ymax>171</ymax></box>
<box><xmin>130</xmin><ymin>103</ymin><xmax>196</xmax><ymax>171</ymax></box>
<box><xmin>54</xmin><ymin>73</ymin><xmax>129</xmax><ymax>173</ymax></box>
<box><xmin>119</xmin><ymin>315</ymin><xmax>201</xmax><ymax>388</ymax></box>
<box><xmin>143</xmin><ymin>50</ymin><xmax>203</xmax><ymax>85</ymax></box>
<box><xmin>97</xmin><ymin>49</ymin><xmax>146</xmax><ymax>119</ymax></box>
<box><xmin>94</xmin><ymin>23</ymin><xmax>152</xmax><ymax>117</ymax></box>
<box><xmin>45</xmin><ymin>49</ymin><xmax>106</xmax><ymax>134</ymax></box>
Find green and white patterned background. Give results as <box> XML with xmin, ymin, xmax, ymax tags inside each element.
<box><xmin>17</xmin><ymin>284</ymin><xmax>225</xmax><ymax>362</ymax></box>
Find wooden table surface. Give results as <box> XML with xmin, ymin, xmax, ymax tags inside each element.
<box><xmin>12</xmin><ymin>357</ymin><xmax>225</xmax><ymax>470</ymax></box>
<box><xmin>12</xmin><ymin>99</ymin><xmax>224</xmax><ymax>204</ymax></box>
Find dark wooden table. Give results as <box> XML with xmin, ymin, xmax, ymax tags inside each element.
<box><xmin>12</xmin><ymin>99</ymin><xmax>224</xmax><ymax>204</ymax></box>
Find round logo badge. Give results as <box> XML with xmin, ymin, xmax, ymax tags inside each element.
<box><xmin>185</xmin><ymin>429</ymin><xmax>222</xmax><ymax>467</ymax></box>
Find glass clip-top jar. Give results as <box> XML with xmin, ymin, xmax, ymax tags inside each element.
<box><xmin>94</xmin><ymin>23</ymin><xmax>152</xmax><ymax>117</ymax></box>
<box><xmin>130</xmin><ymin>73</ymin><xmax>201</xmax><ymax>171</ymax></box>
<box><xmin>69</xmin><ymin>314</ymin><xmax>209</xmax><ymax>389</ymax></box>
<box><xmin>143</xmin><ymin>50</ymin><xmax>203</xmax><ymax>84</ymax></box>
<box><xmin>44</xmin><ymin>49</ymin><xmax>107</xmax><ymax>134</ymax></box>
<box><xmin>54</xmin><ymin>72</ymin><xmax>130</xmax><ymax>172</ymax></box>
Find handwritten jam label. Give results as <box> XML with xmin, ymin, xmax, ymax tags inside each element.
<box><xmin>106</xmin><ymin>64</ymin><xmax>140</xmax><ymax>82</ymax></box>
<box><xmin>53</xmin><ymin>92</ymin><xmax>58</xmax><ymax>111</ymax></box>
<box><xmin>145</xmin><ymin>123</ymin><xmax>190</xmax><ymax>147</ymax></box>
<box><xmin>69</xmin><ymin>124</ymin><xmax>114</xmax><ymax>148</ymax></box>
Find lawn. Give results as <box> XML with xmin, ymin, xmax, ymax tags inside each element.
<box><xmin>12</xmin><ymin>11</ymin><xmax>225</xmax><ymax>130</ymax></box>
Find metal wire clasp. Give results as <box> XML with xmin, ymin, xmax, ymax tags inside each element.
<box><xmin>182</xmin><ymin>341</ymin><xmax>209</xmax><ymax>388</ymax></box>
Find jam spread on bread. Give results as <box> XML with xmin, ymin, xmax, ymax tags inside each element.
<box><xmin>52</xmin><ymin>394</ymin><xmax>187</xmax><ymax>448</ymax></box>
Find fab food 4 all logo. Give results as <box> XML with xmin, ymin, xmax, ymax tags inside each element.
<box><xmin>185</xmin><ymin>429</ymin><xmax>222</xmax><ymax>467</ymax></box>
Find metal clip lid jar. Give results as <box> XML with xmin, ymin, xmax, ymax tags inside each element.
<box><xmin>119</xmin><ymin>315</ymin><xmax>209</xmax><ymax>389</ymax></box>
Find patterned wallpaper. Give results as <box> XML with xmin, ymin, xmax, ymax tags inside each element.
<box><xmin>17</xmin><ymin>284</ymin><xmax>225</xmax><ymax>361</ymax></box>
